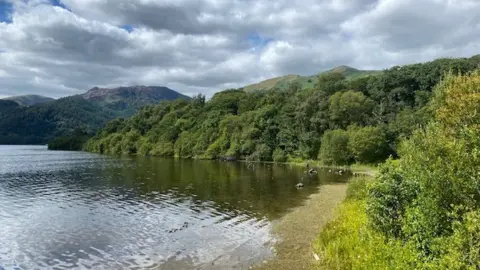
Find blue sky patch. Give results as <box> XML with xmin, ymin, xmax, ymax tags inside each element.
<box><xmin>0</xmin><ymin>1</ymin><xmax>13</xmax><ymax>23</ymax></box>
<box><xmin>247</xmin><ymin>32</ymin><xmax>273</xmax><ymax>48</ymax></box>
<box><xmin>50</xmin><ymin>0</ymin><xmax>71</xmax><ymax>11</ymax></box>
<box><xmin>121</xmin><ymin>24</ymin><xmax>135</xmax><ymax>33</ymax></box>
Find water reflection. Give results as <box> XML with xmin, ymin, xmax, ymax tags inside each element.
<box><xmin>0</xmin><ymin>146</ymin><xmax>348</xmax><ymax>269</ymax></box>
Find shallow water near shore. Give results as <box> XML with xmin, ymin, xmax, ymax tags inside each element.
<box><xmin>0</xmin><ymin>145</ymin><xmax>350</xmax><ymax>269</ymax></box>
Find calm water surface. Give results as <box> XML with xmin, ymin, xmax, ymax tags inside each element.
<box><xmin>0</xmin><ymin>145</ymin><xmax>349</xmax><ymax>270</ymax></box>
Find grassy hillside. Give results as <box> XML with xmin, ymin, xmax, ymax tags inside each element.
<box><xmin>243</xmin><ymin>74</ymin><xmax>301</xmax><ymax>92</ymax></box>
<box><xmin>243</xmin><ymin>65</ymin><xmax>381</xmax><ymax>92</ymax></box>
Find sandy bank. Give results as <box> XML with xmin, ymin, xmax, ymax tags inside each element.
<box><xmin>254</xmin><ymin>183</ymin><xmax>347</xmax><ymax>270</ymax></box>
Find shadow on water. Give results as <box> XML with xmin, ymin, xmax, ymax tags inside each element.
<box><xmin>0</xmin><ymin>146</ymin><xmax>350</xmax><ymax>270</ymax></box>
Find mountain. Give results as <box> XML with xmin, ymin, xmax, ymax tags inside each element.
<box><xmin>2</xmin><ymin>94</ymin><xmax>55</xmax><ymax>106</ymax></box>
<box><xmin>82</xmin><ymin>86</ymin><xmax>190</xmax><ymax>116</ymax></box>
<box><xmin>243</xmin><ymin>65</ymin><xmax>380</xmax><ymax>92</ymax></box>
<box><xmin>0</xmin><ymin>86</ymin><xmax>189</xmax><ymax>145</ymax></box>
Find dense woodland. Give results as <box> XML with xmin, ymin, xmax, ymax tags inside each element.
<box><xmin>315</xmin><ymin>71</ymin><xmax>480</xmax><ymax>269</ymax></box>
<box><xmin>86</xmin><ymin>55</ymin><xmax>480</xmax><ymax>165</ymax></box>
<box><xmin>0</xmin><ymin>86</ymin><xmax>188</xmax><ymax>145</ymax></box>
<box><xmin>47</xmin><ymin>127</ymin><xmax>90</xmax><ymax>151</ymax></box>
<box><xmin>0</xmin><ymin>96</ymin><xmax>114</xmax><ymax>144</ymax></box>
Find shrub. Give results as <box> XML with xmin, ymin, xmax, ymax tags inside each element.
<box><xmin>314</xmin><ymin>183</ymin><xmax>419</xmax><ymax>270</ymax></box>
<box><xmin>318</xmin><ymin>129</ymin><xmax>352</xmax><ymax>165</ymax></box>
<box><xmin>272</xmin><ymin>148</ymin><xmax>288</xmax><ymax>162</ymax></box>
<box><xmin>367</xmin><ymin>72</ymin><xmax>480</xmax><ymax>258</ymax></box>
<box><xmin>347</xmin><ymin>125</ymin><xmax>390</xmax><ymax>164</ymax></box>
<box><xmin>367</xmin><ymin>159</ymin><xmax>417</xmax><ymax>238</ymax></box>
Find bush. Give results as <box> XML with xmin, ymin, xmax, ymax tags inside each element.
<box><xmin>272</xmin><ymin>148</ymin><xmax>288</xmax><ymax>162</ymax></box>
<box><xmin>318</xmin><ymin>129</ymin><xmax>352</xmax><ymax>165</ymax></box>
<box><xmin>367</xmin><ymin>72</ymin><xmax>480</xmax><ymax>258</ymax></box>
<box><xmin>346</xmin><ymin>177</ymin><xmax>370</xmax><ymax>201</ymax></box>
<box><xmin>367</xmin><ymin>159</ymin><xmax>417</xmax><ymax>238</ymax></box>
<box><xmin>314</xmin><ymin>180</ymin><xmax>419</xmax><ymax>270</ymax></box>
<box><xmin>317</xmin><ymin>72</ymin><xmax>480</xmax><ymax>269</ymax></box>
<box><xmin>348</xmin><ymin>125</ymin><xmax>390</xmax><ymax>163</ymax></box>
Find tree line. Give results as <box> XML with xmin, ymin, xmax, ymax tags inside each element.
<box><xmin>85</xmin><ymin>55</ymin><xmax>480</xmax><ymax>166</ymax></box>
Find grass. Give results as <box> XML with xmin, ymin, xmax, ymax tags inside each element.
<box><xmin>243</xmin><ymin>75</ymin><xmax>300</xmax><ymax>92</ymax></box>
<box><xmin>312</xmin><ymin>177</ymin><xmax>418</xmax><ymax>270</ymax></box>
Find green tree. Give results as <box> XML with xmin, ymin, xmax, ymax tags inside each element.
<box><xmin>347</xmin><ymin>125</ymin><xmax>390</xmax><ymax>164</ymax></box>
<box><xmin>318</xmin><ymin>129</ymin><xmax>352</xmax><ymax>165</ymax></box>
<box><xmin>329</xmin><ymin>90</ymin><xmax>374</xmax><ymax>128</ymax></box>
<box><xmin>368</xmin><ymin>72</ymin><xmax>480</xmax><ymax>264</ymax></box>
<box><xmin>317</xmin><ymin>72</ymin><xmax>347</xmax><ymax>95</ymax></box>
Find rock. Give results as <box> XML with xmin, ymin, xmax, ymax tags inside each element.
<box><xmin>296</xmin><ymin>183</ymin><xmax>304</xmax><ymax>188</ymax></box>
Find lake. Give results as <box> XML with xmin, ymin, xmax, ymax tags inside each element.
<box><xmin>0</xmin><ymin>145</ymin><xmax>349</xmax><ymax>270</ymax></box>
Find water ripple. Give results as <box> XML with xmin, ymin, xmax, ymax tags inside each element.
<box><xmin>0</xmin><ymin>146</ymin><xmax>283</xmax><ymax>270</ymax></box>
<box><xmin>0</xmin><ymin>145</ymin><xmax>350</xmax><ymax>269</ymax></box>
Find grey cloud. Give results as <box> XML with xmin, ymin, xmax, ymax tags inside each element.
<box><xmin>0</xmin><ymin>0</ymin><xmax>479</xmax><ymax>98</ymax></box>
<box><xmin>342</xmin><ymin>0</ymin><xmax>480</xmax><ymax>52</ymax></box>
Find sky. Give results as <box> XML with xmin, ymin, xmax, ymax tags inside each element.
<box><xmin>0</xmin><ymin>0</ymin><xmax>479</xmax><ymax>98</ymax></box>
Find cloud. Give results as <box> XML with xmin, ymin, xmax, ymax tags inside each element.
<box><xmin>0</xmin><ymin>0</ymin><xmax>479</xmax><ymax>98</ymax></box>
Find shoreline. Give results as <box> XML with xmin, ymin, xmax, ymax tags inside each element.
<box><xmin>253</xmin><ymin>183</ymin><xmax>348</xmax><ymax>270</ymax></box>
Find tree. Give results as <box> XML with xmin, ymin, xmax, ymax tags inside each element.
<box><xmin>367</xmin><ymin>72</ymin><xmax>480</xmax><ymax>264</ymax></box>
<box><xmin>317</xmin><ymin>72</ymin><xmax>347</xmax><ymax>95</ymax></box>
<box><xmin>329</xmin><ymin>90</ymin><xmax>374</xmax><ymax>128</ymax></box>
<box><xmin>318</xmin><ymin>129</ymin><xmax>352</xmax><ymax>165</ymax></box>
<box><xmin>347</xmin><ymin>125</ymin><xmax>390</xmax><ymax>164</ymax></box>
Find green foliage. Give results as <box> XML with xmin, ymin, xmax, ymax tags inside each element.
<box><xmin>47</xmin><ymin>128</ymin><xmax>90</xmax><ymax>151</ymax></box>
<box><xmin>316</xmin><ymin>71</ymin><xmax>480</xmax><ymax>269</ymax></box>
<box><xmin>317</xmin><ymin>72</ymin><xmax>347</xmax><ymax>95</ymax></box>
<box><xmin>347</xmin><ymin>125</ymin><xmax>390</xmax><ymax>163</ymax></box>
<box><xmin>86</xmin><ymin>56</ymin><xmax>480</xmax><ymax>167</ymax></box>
<box><xmin>318</xmin><ymin>129</ymin><xmax>352</xmax><ymax>165</ymax></box>
<box><xmin>0</xmin><ymin>96</ymin><xmax>112</xmax><ymax>144</ymax></box>
<box><xmin>272</xmin><ymin>148</ymin><xmax>288</xmax><ymax>162</ymax></box>
<box><xmin>367</xmin><ymin>159</ymin><xmax>416</xmax><ymax>238</ymax></box>
<box><xmin>314</xmin><ymin>178</ymin><xmax>419</xmax><ymax>270</ymax></box>
<box><xmin>345</xmin><ymin>177</ymin><xmax>370</xmax><ymax>201</ymax></box>
<box><xmin>329</xmin><ymin>90</ymin><xmax>374</xmax><ymax>128</ymax></box>
<box><xmin>0</xmin><ymin>87</ymin><xmax>189</xmax><ymax>145</ymax></box>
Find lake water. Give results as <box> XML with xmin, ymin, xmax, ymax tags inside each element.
<box><xmin>0</xmin><ymin>145</ymin><xmax>349</xmax><ymax>270</ymax></box>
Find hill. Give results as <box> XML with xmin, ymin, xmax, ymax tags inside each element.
<box><xmin>243</xmin><ymin>65</ymin><xmax>380</xmax><ymax>92</ymax></box>
<box><xmin>2</xmin><ymin>94</ymin><xmax>55</xmax><ymax>106</ymax></box>
<box><xmin>82</xmin><ymin>86</ymin><xmax>190</xmax><ymax>115</ymax></box>
<box><xmin>0</xmin><ymin>86</ymin><xmax>189</xmax><ymax>145</ymax></box>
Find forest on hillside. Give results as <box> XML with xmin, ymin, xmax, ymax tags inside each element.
<box><xmin>0</xmin><ymin>96</ymin><xmax>114</xmax><ymax>145</ymax></box>
<box><xmin>0</xmin><ymin>86</ymin><xmax>188</xmax><ymax>145</ymax></box>
<box><xmin>85</xmin><ymin>55</ymin><xmax>480</xmax><ymax>165</ymax></box>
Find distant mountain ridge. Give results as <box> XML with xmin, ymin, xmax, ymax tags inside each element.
<box><xmin>2</xmin><ymin>94</ymin><xmax>55</xmax><ymax>106</ymax></box>
<box><xmin>0</xmin><ymin>85</ymin><xmax>189</xmax><ymax>144</ymax></box>
<box><xmin>81</xmin><ymin>85</ymin><xmax>191</xmax><ymax>116</ymax></box>
<box><xmin>82</xmin><ymin>86</ymin><xmax>189</xmax><ymax>102</ymax></box>
<box><xmin>243</xmin><ymin>65</ymin><xmax>380</xmax><ymax>92</ymax></box>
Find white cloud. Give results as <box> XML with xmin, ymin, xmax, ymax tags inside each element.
<box><xmin>0</xmin><ymin>0</ymin><xmax>479</xmax><ymax>98</ymax></box>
